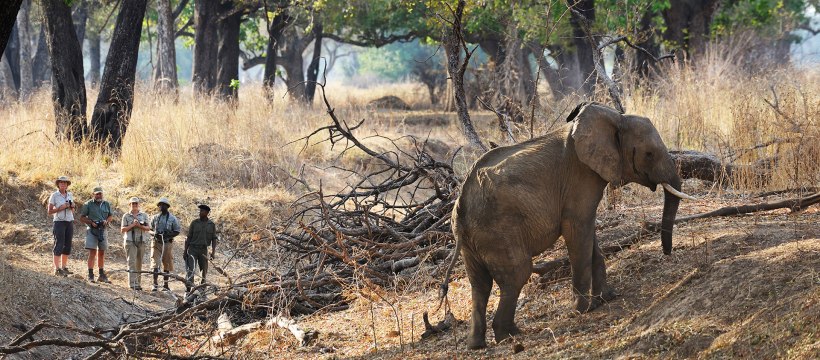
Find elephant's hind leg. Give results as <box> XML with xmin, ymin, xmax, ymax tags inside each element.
<box><xmin>465</xmin><ymin>253</ymin><xmax>492</xmax><ymax>349</ymax></box>
<box><xmin>490</xmin><ymin>256</ymin><xmax>530</xmax><ymax>343</ymax></box>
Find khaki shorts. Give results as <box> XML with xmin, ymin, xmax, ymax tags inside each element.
<box><xmin>151</xmin><ymin>240</ymin><xmax>174</xmax><ymax>271</ymax></box>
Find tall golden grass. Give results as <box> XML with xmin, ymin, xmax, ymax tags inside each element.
<box><xmin>0</xmin><ymin>49</ymin><xmax>817</xmax><ymax>207</ymax></box>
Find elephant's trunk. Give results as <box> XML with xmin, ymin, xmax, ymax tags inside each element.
<box><xmin>660</xmin><ymin>176</ymin><xmax>682</xmax><ymax>255</ymax></box>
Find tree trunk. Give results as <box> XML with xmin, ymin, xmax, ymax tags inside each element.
<box><xmin>262</xmin><ymin>11</ymin><xmax>288</xmax><ymax>97</ymax></box>
<box><xmin>86</xmin><ymin>29</ymin><xmax>100</xmax><ymax>86</ymax></box>
<box><xmin>304</xmin><ymin>21</ymin><xmax>322</xmax><ymax>104</ymax></box>
<box><xmin>16</xmin><ymin>0</ymin><xmax>32</xmax><ymax>101</ymax></box>
<box><xmin>567</xmin><ymin>0</ymin><xmax>596</xmax><ymax>95</ymax></box>
<box><xmin>42</xmin><ymin>0</ymin><xmax>88</xmax><ymax>142</ymax></box>
<box><xmin>192</xmin><ymin>0</ymin><xmax>218</xmax><ymax>96</ymax></box>
<box><xmin>0</xmin><ymin>0</ymin><xmax>23</xmax><ymax>60</ymax></box>
<box><xmin>215</xmin><ymin>1</ymin><xmax>241</xmax><ymax>101</ymax></box>
<box><xmin>32</xmin><ymin>24</ymin><xmax>51</xmax><ymax>87</ymax></box>
<box><xmin>634</xmin><ymin>8</ymin><xmax>660</xmax><ymax>78</ymax></box>
<box><xmin>2</xmin><ymin>23</ymin><xmax>20</xmax><ymax>93</ymax></box>
<box><xmin>154</xmin><ymin>0</ymin><xmax>178</xmax><ymax>95</ymax></box>
<box><xmin>90</xmin><ymin>0</ymin><xmax>147</xmax><ymax>151</ymax></box>
<box><xmin>279</xmin><ymin>29</ymin><xmax>307</xmax><ymax>103</ymax></box>
<box><xmin>662</xmin><ymin>0</ymin><xmax>720</xmax><ymax>57</ymax></box>
<box><xmin>72</xmin><ymin>0</ymin><xmax>88</xmax><ymax>47</ymax></box>
<box><xmin>443</xmin><ymin>0</ymin><xmax>486</xmax><ymax>152</ymax></box>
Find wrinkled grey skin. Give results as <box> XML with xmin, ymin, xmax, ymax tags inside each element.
<box><xmin>444</xmin><ymin>102</ymin><xmax>682</xmax><ymax>349</ymax></box>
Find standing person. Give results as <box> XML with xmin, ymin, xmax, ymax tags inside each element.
<box><xmin>184</xmin><ymin>204</ymin><xmax>217</xmax><ymax>293</ymax></box>
<box><xmin>79</xmin><ymin>187</ymin><xmax>113</xmax><ymax>283</ymax></box>
<box><xmin>47</xmin><ymin>176</ymin><xmax>76</xmax><ymax>276</ymax></box>
<box><xmin>150</xmin><ymin>197</ymin><xmax>181</xmax><ymax>292</ymax></box>
<box><xmin>121</xmin><ymin>197</ymin><xmax>150</xmax><ymax>291</ymax></box>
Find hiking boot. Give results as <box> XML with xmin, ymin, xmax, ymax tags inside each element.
<box><xmin>87</xmin><ymin>274</ymin><xmax>96</xmax><ymax>283</ymax></box>
<box><xmin>163</xmin><ymin>283</ymin><xmax>170</xmax><ymax>291</ymax></box>
<box><xmin>134</xmin><ymin>286</ymin><xmax>143</xmax><ymax>291</ymax></box>
<box><xmin>151</xmin><ymin>284</ymin><xmax>159</xmax><ymax>292</ymax></box>
<box><xmin>62</xmin><ymin>267</ymin><xmax>73</xmax><ymax>275</ymax></box>
<box><xmin>54</xmin><ymin>268</ymin><xmax>66</xmax><ymax>277</ymax></box>
<box><xmin>97</xmin><ymin>273</ymin><xmax>110</xmax><ymax>284</ymax></box>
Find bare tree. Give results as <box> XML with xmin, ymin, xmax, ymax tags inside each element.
<box><xmin>441</xmin><ymin>0</ymin><xmax>486</xmax><ymax>151</ymax></box>
<box><xmin>154</xmin><ymin>0</ymin><xmax>178</xmax><ymax>95</ymax></box>
<box><xmin>215</xmin><ymin>0</ymin><xmax>242</xmax><ymax>101</ymax></box>
<box><xmin>90</xmin><ymin>0</ymin><xmax>148</xmax><ymax>151</ymax></box>
<box><xmin>16</xmin><ymin>0</ymin><xmax>32</xmax><ymax>100</ymax></box>
<box><xmin>42</xmin><ymin>0</ymin><xmax>87</xmax><ymax>142</ymax></box>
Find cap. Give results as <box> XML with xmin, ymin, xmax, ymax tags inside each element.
<box><xmin>129</xmin><ymin>197</ymin><xmax>140</xmax><ymax>204</ymax></box>
<box><xmin>157</xmin><ymin>197</ymin><xmax>171</xmax><ymax>207</ymax></box>
<box><xmin>198</xmin><ymin>204</ymin><xmax>211</xmax><ymax>212</ymax></box>
<box><xmin>92</xmin><ymin>187</ymin><xmax>104</xmax><ymax>194</ymax></box>
<box><xmin>55</xmin><ymin>176</ymin><xmax>71</xmax><ymax>186</ymax></box>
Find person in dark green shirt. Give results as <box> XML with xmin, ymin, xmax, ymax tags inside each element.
<box><xmin>184</xmin><ymin>204</ymin><xmax>217</xmax><ymax>292</ymax></box>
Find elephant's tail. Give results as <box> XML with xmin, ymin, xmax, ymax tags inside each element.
<box><xmin>437</xmin><ymin>228</ymin><xmax>463</xmax><ymax>310</ymax></box>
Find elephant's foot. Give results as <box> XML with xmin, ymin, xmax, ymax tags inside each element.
<box><xmin>600</xmin><ymin>287</ymin><xmax>617</xmax><ymax>302</ymax></box>
<box><xmin>574</xmin><ymin>295</ymin><xmax>603</xmax><ymax>313</ymax></box>
<box><xmin>493</xmin><ymin>324</ymin><xmax>521</xmax><ymax>344</ymax></box>
<box><xmin>467</xmin><ymin>335</ymin><xmax>487</xmax><ymax>350</ymax></box>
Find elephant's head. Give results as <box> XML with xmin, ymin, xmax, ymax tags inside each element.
<box><xmin>567</xmin><ymin>102</ymin><xmax>694</xmax><ymax>254</ymax></box>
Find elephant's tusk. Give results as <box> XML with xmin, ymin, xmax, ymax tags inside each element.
<box><xmin>661</xmin><ymin>183</ymin><xmax>698</xmax><ymax>200</ymax></box>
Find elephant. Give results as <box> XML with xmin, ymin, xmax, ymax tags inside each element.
<box><xmin>441</xmin><ymin>102</ymin><xmax>695</xmax><ymax>349</ymax></box>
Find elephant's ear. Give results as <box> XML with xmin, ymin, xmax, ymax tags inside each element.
<box><xmin>570</xmin><ymin>103</ymin><xmax>624</xmax><ymax>185</ymax></box>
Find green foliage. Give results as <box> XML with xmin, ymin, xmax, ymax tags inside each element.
<box><xmin>229</xmin><ymin>79</ymin><xmax>240</xmax><ymax>90</ymax></box>
<box><xmin>712</xmin><ymin>0</ymin><xmax>809</xmax><ymax>37</ymax></box>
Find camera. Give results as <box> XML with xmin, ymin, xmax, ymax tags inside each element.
<box><xmin>67</xmin><ymin>200</ymin><xmax>73</xmax><ymax>207</ymax></box>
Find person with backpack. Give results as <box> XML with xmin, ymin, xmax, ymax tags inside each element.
<box><xmin>150</xmin><ymin>197</ymin><xmax>181</xmax><ymax>291</ymax></box>
<box><xmin>47</xmin><ymin>176</ymin><xmax>76</xmax><ymax>276</ymax></box>
<box><xmin>121</xmin><ymin>197</ymin><xmax>151</xmax><ymax>291</ymax></box>
<box><xmin>79</xmin><ymin>187</ymin><xmax>113</xmax><ymax>283</ymax></box>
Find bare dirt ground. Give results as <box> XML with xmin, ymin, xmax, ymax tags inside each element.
<box><xmin>1</xmin><ymin>173</ymin><xmax>819</xmax><ymax>359</ymax></box>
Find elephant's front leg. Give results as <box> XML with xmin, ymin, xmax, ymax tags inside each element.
<box><xmin>591</xmin><ymin>234</ymin><xmax>617</xmax><ymax>303</ymax></box>
<box><xmin>562</xmin><ymin>219</ymin><xmax>599</xmax><ymax>312</ymax></box>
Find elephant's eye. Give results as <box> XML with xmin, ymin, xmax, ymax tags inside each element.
<box><xmin>646</xmin><ymin>151</ymin><xmax>654</xmax><ymax>159</ymax></box>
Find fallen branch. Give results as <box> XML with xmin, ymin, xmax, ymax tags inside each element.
<box><xmin>269</xmin><ymin>315</ymin><xmax>317</xmax><ymax>346</ymax></box>
<box><xmin>654</xmin><ymin>192</ymin><xmax>820</xmax><ymax>226</ymax></box>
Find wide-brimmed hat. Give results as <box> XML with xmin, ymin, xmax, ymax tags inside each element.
<box><xmin>198</xmin><ymin>204</ymin><xmax>211</xmax><ymax>212</ymax></box>
<box><xmin>157</xmin><ymin>197</ymin><xmax>171</xmax><ymax>207</ymax></box>
<box><xmin>55</xmin><ymin>176</ymin><xmax>71</xmax><ymax>186</ymax></box>
<box><xmin>129</xmin><ymin>197</ymin><xmax>140</xmax><ymax>204</ymax></box>
<box><xmin>92</xmin><ymin>186</ymin><xmax>104</xmax><ymax>194</ymax></box>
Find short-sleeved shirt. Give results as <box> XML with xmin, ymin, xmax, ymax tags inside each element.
<box><xmin>187</xmin><ymin>218</ymin><xmax>216</xmax><ymax>247</ymax></box>
<box><xmin>122</xmin><ymin>211</ymin><xmax>150</xmax><ymax>243</ymax></box>
<box><xmin>48</xmin><ymin>191</ymin><xmax>75</xmax><ymax>222</ymax></box>
<box><xmin>151</xmin><ymin>212</ymin><xmax>181</xmax><ymax>235</ymax></box>
<box><xmin>80</xmin><ymin>200</ymin><xmax>113</xmax><ymax>226</ymax></box>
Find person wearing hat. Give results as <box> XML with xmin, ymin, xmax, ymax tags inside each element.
<box><xmin>121</xmin><ymin>197</ymin><xmax>151</xmax><ymax>290</ymax></box>
<box><xmin>79</xmin><ymin>186</ymin><xmax>113</xmax><ymax>283</ymax></box>
<box><xmin>47</xmin><ymin>176</ymin><xmax>76</xmax><ymax>276</ymax></box>
<box><xmin>150</xmin><ymin>197</ymin><xmax>181</xmax><ymax>291</ymax></box>
<box><xmin>184</xmin><ymin>204</ymin><xmax>217</xmax><ymax>292</ymax></box>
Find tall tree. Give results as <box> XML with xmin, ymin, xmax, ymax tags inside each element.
<box><xmin>262</xmin><ymin>8</ymin><xmax>289</xmax><ymax>97</ymax></box>
<box><xmin>215</xmin><ymin>0</ymin><xmax>242</xmax><ymax>100</ymax></box>
<box><xmin>90</xmin><ymin>0</ymin><xmax>148</xmax><ymax>151</ymax></box>
<box><xmin>42</xmin><ymin>0</ymin><xmax>88</xmax><ymax>142</ymax></box>
<box><xmin>154</xmin><ymin>0</ymin><xmax>178</xmax><ymax>95</ymax></box>
<box><xmin>72</xmin><ymin>0</ymin><xmax>88</xmax><ymax>47</ymax></box>
<box><xmin>192</xmin><ymin>0</ymin><xmax>218</xmax><ymax>95</ymax></box>
<box><xmin>16</xmin><ymin>0</ymin><xmax>33</xmax><ymax>100</ymax></box>
<box><xmin>567</xmin><ymin>0</ymin><xmax>597</xmax><ymax>95</ymax></box>
<box><xmin>304</xmin><ymin>18</ymin><xmax>323</xmax><ymax>103</ymax></box>
<box><xmin>86</xmin><ymin>30</ymin><xmax>101</xmax><ymax>85</ymax></box>
<box><xmin>0</xmin><ymin>0</ymin><xmax>23</xmax><ymax>57</ymax></box>
<box><xmin>2</xmin><ymin>24</ymin><xmax>20</xmax><ymax>93</ymax></box>
<box><xmin>32</xmin><ymin>24</ymin><xmax>51</xmax><ymax>87</ymax></box>
<box><xmin>662</xmin><ymin>0</ymin><xmax>720</xmax><ymax>56</ymax></box>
